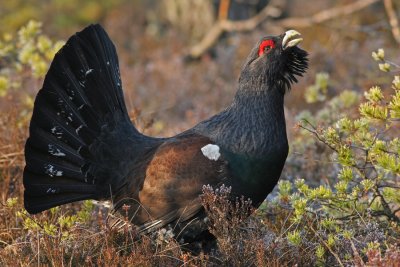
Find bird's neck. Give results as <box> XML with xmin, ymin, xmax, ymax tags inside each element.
<box><xmin>198</xmin><ymin>84</ymin><xmax>288</xmax><ymax>157</ymax></box>
<box><xmin>231</xmin><ymin>83</ymin><xmax>285</xmax><ymax>116</ymax></box>
<box><xmin>232</xmin><ymin>84</ymin><xmax>287</xmax><ymax>148</ymax></box>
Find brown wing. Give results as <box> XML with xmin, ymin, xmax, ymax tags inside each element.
<box><xmin>114</xmin><ymin>133</ymin><xmax>228</xmax><ymax>232</ymax></box>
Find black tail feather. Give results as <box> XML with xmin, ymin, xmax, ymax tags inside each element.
<box><xmin>25</xmin><ymin>145</ymin><xmax>84</xmax><ymax>180</ymax></box>
<box><xmin>24</xmin><ymin>24</ymin><xmax>138</xmax><ymax>214</ymax></box>
<box><xmin>26</xmin><ymin>125</ymin><xmax>84</xmax><ymax>166</ymax></box>
<box><xmin>31</xmin><ymin>101</ymin><xmax>86</xmax><ymax>148</ymax></box>
<box><xmin>25</xmin><ymin>193</ymin><xmax>96</xmax><ymax>214</ymax></box>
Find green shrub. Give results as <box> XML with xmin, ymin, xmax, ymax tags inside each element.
<box><xmin>0</xmin><ymin>20</ymin><xmax>64</xmax><ymax>97</ymax></box>
<box><xmin>280</xmin><ymin>49</ymin><xmax>400</xmax><ymax>266</ymax></box>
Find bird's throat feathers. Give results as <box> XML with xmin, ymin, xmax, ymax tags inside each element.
<box><xmin>239</xmin><ymin>46</ymin><xmax>308</xmax><ymax>95</ymax></box>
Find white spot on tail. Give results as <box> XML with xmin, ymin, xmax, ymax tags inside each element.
<box><xmin>44</xmin><ymin>164</ymin><xmax>63</xmax><ymax>177</ymax></box>
<box><xmin>107</xmin><ymin>61</ymin><xmax>110</xmax><ymax>66</ymax></box>
<box><xmin>51</xmin><ymin>126</ymin><xmax>62</xmax><ymax>137</ymax></box>
<box><xmin>48</xmin><ymin>144</ymin><xmax>66</xmax><ymax>157</ymax></box>
<box><xmin>67</xmin><ymin>112</ymin><xmax>73</xmax><ymax>122</ymax></box>
<box><xmin>85</xmin><ymin>69</ymin><xmax>93</xmax><ymax>75</ymax></box>
<box><xmin>76</xmin><ymin>125</ymin><xmax>83</xmax><ymax>134</ymax></box>
<box><xmin>46</xmin><ymin>188</ymin><xmax>57</xmax><ymax>194</ymax></box>
<box><xmin>201</xmin><ymin>144</ymin><xmax>221</xmax><ymax>161</ymax></box>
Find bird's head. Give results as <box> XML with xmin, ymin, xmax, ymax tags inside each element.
<box><xmin>239</xmin><ymin>30</ymin><xmax>308</xmax><ymax>94</ymax></box>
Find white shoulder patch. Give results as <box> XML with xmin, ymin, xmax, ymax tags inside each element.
<box><xmin>201</xmin><ymin>144</ymin><xmax>221</xmax><ymax>161</ymax></box>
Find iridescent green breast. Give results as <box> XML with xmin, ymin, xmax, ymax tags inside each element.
<box><xmin>221</xmin><ymin>144</ymin><xmax>288</xmax><ymax>207</ymax></box>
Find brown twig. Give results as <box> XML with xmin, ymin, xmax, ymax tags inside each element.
<box><xmin>187</xmin><ymin>0</ymin><xmax>380</xmax><ymax>59</ymax></box>
<box><xmin>373</xmin><ymin>185</ymin><xmax>400</xmax><ymax>223</ymax></box>
<box><xmin>383</xmin><ymin>0</ymin><xmax>400</xmax><ymax>45</ymax></box>
<box><xmin>349</xmin><ymin>237</ymin><xmax>366</xmax><ymax>266</ymax></box>
<box><xmin>308</xmin><ymin>224</ymin><xmax>345</xmax><ymax>267</ymax></box>
<box><xmin>279</xmin><ymin>0</ymin><xmax>380</xmax><ymax>28</ymax></box>
<box><xmin>187</xmin><ymin>3</ymin><xmax>283</xmax><ymax>58</ymax></box>
<box><xmin>0</xmin><ymin>151</ymin><xmax>24</xmax><ymax>168</ymax></box>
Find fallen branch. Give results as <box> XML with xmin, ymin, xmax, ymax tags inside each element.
<box><xmin>383</xmin><ymin>0</ymin><xmax>400</xmax><ymax>45</ymax></box>
<box><xmin>279</xmin><ymin>0</ymin><xmax>379</xmax><ymax>28</ymax></box>
<box><xmin>187</xmin><ymin>0</ymin><xmax>380</xmax><ymax>59</ymax></box>
<box><xmin>187</xmin><ymin>3</ymin><xmax>282</xmax><ymax>59</ymax></box>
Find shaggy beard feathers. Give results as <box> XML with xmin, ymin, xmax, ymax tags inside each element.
<box><xmin>273</xmin><ymin>48</ymin><xmax>308</xmax><ymax>94</ymax></box>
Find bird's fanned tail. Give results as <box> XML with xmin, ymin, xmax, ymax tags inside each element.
<box><xmin>23</xmin><ymin>24</ymin><xmax>142</xmax><ymax>214</ymax></box>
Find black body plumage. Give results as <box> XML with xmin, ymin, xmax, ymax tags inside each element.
<box><xmin>23</xmin><ymin>24</ymin><xmax>308</xmax><ymax>234</ymax></box>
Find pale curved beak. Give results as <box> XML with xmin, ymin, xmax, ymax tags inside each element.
<box><xmin>282</xmin><ymin>30</ymin><xmax>303</xmax><ymax>50</ymax></box>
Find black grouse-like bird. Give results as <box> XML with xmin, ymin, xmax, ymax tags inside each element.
<box><xmin>23</xmin><ymin>25</ymin><xmax>308</xmax><ymax>236</ymax></box>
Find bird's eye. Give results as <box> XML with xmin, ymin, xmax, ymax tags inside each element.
<box><xmin>258</xmin><ymin>39</ymin><xmax>275</xmax><ymax>56</ymax></box>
